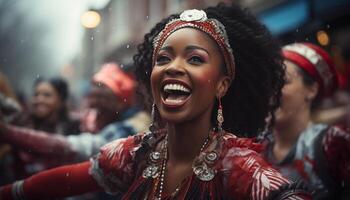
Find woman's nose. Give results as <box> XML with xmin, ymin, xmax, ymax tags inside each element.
<box><xmin>165</xmin><ymin>58</ymin><xmax>186</xmax><ymax>76</ymax></box>
<box><xmin>34</xmin><ymin>94</ymin><xmax>44</xmax><ymax>102</ymax></box>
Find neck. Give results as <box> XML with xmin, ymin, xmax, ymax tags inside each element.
<box><xmin>273</xmin><ymin>110</ymin><xmax>312</xmax><ymax>149</ymax></box>
<box><xmin>166</xmin><ymin>111</ymin><xmax>212</xmax><ymax>164</ymax></box>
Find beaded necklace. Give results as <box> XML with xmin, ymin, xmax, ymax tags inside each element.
<box><xmin>156</xmin><ymin>135</ymin><xmax>210</xmax><ymax>199</ymax></box>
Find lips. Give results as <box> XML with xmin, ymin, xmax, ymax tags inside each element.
<box><xmin>161</xmin><ymin>80</ymin><xmax>192</xmax><ymax>108</ymax></box>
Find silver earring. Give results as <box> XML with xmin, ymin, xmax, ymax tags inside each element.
<box><xmin>149</xmin><ymin>103</ymin><xmax>158</xmax><ymax>132</ymax></box>
<box><xmin>217</xmin><ymin>98</ymin><xmax>224</xmax><ymax>132</ymax></box>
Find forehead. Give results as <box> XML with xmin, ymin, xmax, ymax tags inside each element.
<box><xmin>161</xmin><ymin>28</ymin><xmax>220</xmax><ymax>52</ymax></box>
<box><xmin>284</xmin><ymin>60</ymin><xmax>300</xmax><ymax>76</ymax></box>
<box><xmin>35</xmin><ymin>82</ymin><xmax>55</xmax><ymax>91</ymax></box>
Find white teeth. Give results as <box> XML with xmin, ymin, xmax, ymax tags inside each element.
<box><xmin>163</xmin><ymin>84</ymin><xmax>190</xmax><ymax>93</ymax></box>
<box><xmin>165</xmin><ymin>99</ymin><xmax>183</xmax><ymax>104</ymax></box>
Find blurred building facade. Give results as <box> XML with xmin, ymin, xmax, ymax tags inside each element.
<box><xmin>78</xmin><ymin>0</ymin><xmax>350</xmax><ymax>80</ymax></box>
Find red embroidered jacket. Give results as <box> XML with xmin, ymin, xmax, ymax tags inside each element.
<box><xmin>0</xmin><ymin>131</ymin><xmax>310</xmax><ymax>200</ymax></box>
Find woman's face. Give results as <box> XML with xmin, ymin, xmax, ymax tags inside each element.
<box><xmin>275</xmin><ymin>60</ymin><xmax>315</xmax><ymax>126</ymax></box>
<box><xmin>85</xmin><ymin>83</ymin><xmax>124</xmax><ymax>130</ymax></box>
<box><xmin>32</xmin><ymin>82</ymin><xmax>62</xmax><ymax>119</ymax></box>
<box><xmin>151</xmin><ymin>28</ymin><xmax>228</xmax><ymax>124</ymax></box>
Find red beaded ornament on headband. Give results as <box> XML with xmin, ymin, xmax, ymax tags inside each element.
<box><xmin>153</xmin><ymin>9</ymin><xmax>236</xmax><ymax>80</ymax></box>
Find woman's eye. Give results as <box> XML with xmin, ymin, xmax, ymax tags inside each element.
<box><xmin>155</xmin><ymin>55</ymin><xmax>170</xmax><ymax>65</ymax></box>
<box><xmin>188</xmin><ymin>56</ymin><xmax>204</xmax><ymax>65</ymax></box>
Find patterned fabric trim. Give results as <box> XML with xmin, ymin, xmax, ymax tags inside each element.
<box><xmin>11</xmin><ymin>180</ymin><xmax>25</xmax><ymax>200</ymax></box>
<box><xmin>88</xmin><ymin>156</ymin><xmax>120</xmax><ymax>195</ymax></box>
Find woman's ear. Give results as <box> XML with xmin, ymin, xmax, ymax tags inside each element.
<box><xmin>306</xmin><ymin>82</ymin><xmax>319</xmax><ymax>101</ymax></box>
<box><xmin>216</xmin><ymin>76</ymin><xmax>231</xmax><ymax>98</ymax></box>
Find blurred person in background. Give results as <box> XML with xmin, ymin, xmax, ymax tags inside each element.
<box><xmin>262</xmin><ymin>42</ymin><xmax>350</xmax><ymax>199</ymax></box>
<box><xmin>0</xmin><ymin>76</ymin><xmax>80</xmax><ymax>182</ymax></box>
<box><xmin>0</xmin><ymin>71</ymin><xmax>21</xmax><ymax>186</ymax></box>
<box><xmin>0</xmin><ymin>72</ymin><xmax>18</xmax><ymax>101</ymax></box>
<box><xmin>14</xmin><ymin>76</ymin><xmax>80</xmax><ymax>135</ymax></box>
<box><xmin>0</xmin><ymin>72</ymin><xmax>21</xmax><ymax>123</ymax></box>
<box><xmin>0</xmin><ymin>62</ymin><xmax>150</xmax><ymax>168</ymax></box>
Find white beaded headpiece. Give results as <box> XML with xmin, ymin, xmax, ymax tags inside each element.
<box><xmin>153</xmin><ymin>9</ymin><xmax>236</xmax><ymax>80</ymax></box>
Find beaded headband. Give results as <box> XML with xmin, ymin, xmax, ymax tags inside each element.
<box><xmin>153</xmin><ymin>9</ymin><xmax>235</xmax><ymax>80</ymax></box>
<box><xmin>282</xmin><ymin>43</ymin><xmax>338</xmax><ymax>96</ymax></box>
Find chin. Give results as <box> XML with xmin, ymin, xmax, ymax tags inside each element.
<box><xmin>34</xmin><ymin>113</ymin><xmax>48</xmax><ymax>119</ymax></box>
<box><xmin>159</xmin><ymin>110</ymin><xmax>192</xmax><ymax>125</ymax></box>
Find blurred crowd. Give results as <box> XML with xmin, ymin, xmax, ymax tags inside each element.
<box><xmin>1</xmin><ymin>41</ymin><xmax>349</xmax><ymax>199</ymax></box>
<box><xmin>0</xmin><ymin>3</ymin><xmax>349</xmax><ymax>200</ymax></box>
<box><xmin>0</xmin><ymin>61</ymin><xmax>151</xmax><ymax>199</ymax></box>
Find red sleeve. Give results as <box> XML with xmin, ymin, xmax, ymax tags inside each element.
<box><xmin>1</xmin><ymin>161</ymin><xmax>101</xmax><ymax>200</ymax></box>
<box><xmin>0</xmin><ymin>125</ymin><xmax>74</xmax><ymax>157</ymax></box>
<box><xmin>323</xmin><ymin>126</ymin><xmax>350</xmax><ymax>182</ymax></box>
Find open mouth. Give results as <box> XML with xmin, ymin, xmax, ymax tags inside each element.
<box><xmin>161</xmin><ymin>82</ymin><xmax>192</xmax><ymax>106</ymax></box>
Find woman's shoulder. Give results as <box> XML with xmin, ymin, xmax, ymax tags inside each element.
<box><xmin>95</xmin><ymin>130</ymin><xmax>166</xmax><ymax>173</ymax></box>
<box><xmin>320</xmin><ymin>125</ymin><xmax>350</xmax><ymax>182</ymax></box>
<box><xmin>218</xmin><ymin>133</ymin><xmax>294</xmax><ymax>199</ymax></box>
<box><xmin>89</xmin><ymin>132</ymin><xmax>152</xmax><ymax>194</ymax></box>
<box><xmin>209</xmin><ymin>132</ymin><xmax>286</xmax><ymax>181</ymax></box>
<box><xmin>323</xmin><ymin>124</ymin><xmax>350</xmax><ymax>141</ymax></box>
<box><xmin>222</xmin><ymin>132</ymin><xmax>264</xmax><ymax>152</ymax></box>
<box><xmin>97</xmin><ymin>132</ymin><xmax>146</xmax><ymax>169</ymax></box>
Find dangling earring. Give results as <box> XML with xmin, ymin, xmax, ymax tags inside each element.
<box><xmin>149</xmin><ymin>103</ymin><xmax>158</xmax><ymax>132</ymax></box>
<box><xmin>217</xmin><ymin>98</ymin><xmax>224</xmax><ymax>133</ymax></box>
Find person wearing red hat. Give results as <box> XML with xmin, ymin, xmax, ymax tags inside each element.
<box><xmin>261</xmin><ymin>42</ymin><xmax>350</xmax><ymax>199</ymax></box>
<box><xmin>0</xmin><ymin>63</ymin><xmax>150</xmax><ymax>168</ymax></box>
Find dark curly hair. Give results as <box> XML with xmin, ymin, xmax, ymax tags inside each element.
<box><xmin>34</xmin><ymin>76</ymin><xmax>69</xmax><ymax>102</ymax></box>
<box><xmin>134</xmin><ymin>3</ymin><xmax>284</xmax><ymax>137</ymax></box>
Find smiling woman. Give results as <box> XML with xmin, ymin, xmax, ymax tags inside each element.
<box><xmin>151</xmin><ymin>28</ymin><xmax>227</xmax><ymax>125</ymax></box>
<box><xmin>0</xmin><ymin>3</ymin><xmax>310</xmax><ymax>200</ymax></box>
<box><xmin>14</xmin><ymin>76</ymin><xmax>80</xmax><ymax>135</ymax></box>
<box><xmin>5</xmin><ymin>76</ymin><xmax>81</xmax><ymax>180</ymax></box>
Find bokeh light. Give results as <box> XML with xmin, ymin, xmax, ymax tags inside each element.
<box><xmin>81</xmin><ymin>11</ymin><xmax>101</xmax><ymax>29</ymax></box>
<box><xmin>316</xmin><ymin>30</ymin><xmax>330</xmax><ymax>46</ymax></box>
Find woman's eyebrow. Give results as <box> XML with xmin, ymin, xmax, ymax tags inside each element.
<box><xmin>159</xmin><ymin>46</ymin><xmax>173</xmax><ymax>52</ymax></box>
<box><xmin>185</xmin><ymin>45</ymin><xmax>209</xmax><ymax>55</ymax></box>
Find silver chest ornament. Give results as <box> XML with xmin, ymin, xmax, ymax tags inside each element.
<box><xmin>193</xmin><ymin>151</ymin><xmax>218</xmax><ymax>181</ymax></box>
<box><xmin>142</xmin><ymin>151</ymin><xmax>162</xmax><ymax>178</ymax></box>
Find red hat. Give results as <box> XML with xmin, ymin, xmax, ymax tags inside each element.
<box><xmin>282</xmin><ymin>42</ymin><xmax>339</xmax><ymax>96</ymax></box>
<box><xmin>92</xmin><ymin>63</ymin><xmax>136</xmax><ymax>105</ymax></box>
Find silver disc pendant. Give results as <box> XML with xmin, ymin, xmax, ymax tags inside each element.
<box><xmin>193</xmin><ymin>163</ymin><xmax>216</xmax><ymax>181</ymax></box>
<box><xmin>150</xmin><ymin>151</ymin><xmax>161</xmax><ymax>162</ymax></box>
<box><xmin>142</xmin><ymin>165</ymin><xmax>159</xmax><ymax>178</ymax></box>
<box><xmin>205</xmin><ymin>151</ymin><xmax>218</xmax><ymax>163</ymax></box>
